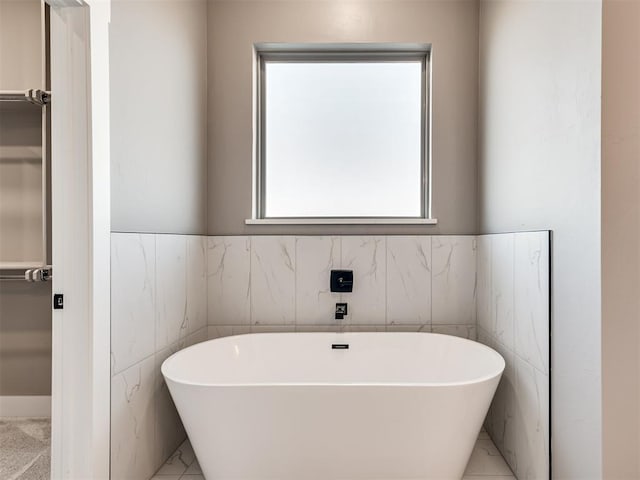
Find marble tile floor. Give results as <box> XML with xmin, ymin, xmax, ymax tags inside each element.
<box><xmin>0</xmin><ymin>417</ymin><xmax>51</xmax><ymax>480</ymax></box>
<box><xmin>152</xmin><ymin>429</ymin><xmax>515</xmax><ymax>480</ymax></box>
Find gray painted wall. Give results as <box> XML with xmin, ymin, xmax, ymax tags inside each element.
<box><xmin>0</xmin><ymin>282</ymin><xmax>51</xmax><ymax>396</ymax></box>
<box><xmin>0</xmin><ymin>0</ymin><xmax>51</xmax><ymax>397</ymax></box>
<box><xmin>601</xmin><ymin>0</ymin><xmax>640</xmax><ymax>477</ymax></box>
<box><xmin>207</xmin><ymin>0</ymin><xmax>479</xmax><ymax>235</ymax></box>
<box><xmin>478</xmin><ymin>1</ymin><xmax>602</xmax><ymax>478</ymax></box>
<box><xmin>0</xmin><ymin>104</ymin><xmax>44</xmax><ymax>265</ymax></box>
<box><xmin>110</xmin><ymin>0</ymin><xmax>208</xmax><ymax>235</ymax></box>
<box><xmin>0</xmin><ymin>0</ymin><xmax>43</xmax><ymax>90</ymax></box>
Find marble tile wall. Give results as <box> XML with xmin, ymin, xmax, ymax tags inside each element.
<box><xmin>206</xmin><ymin>235</ymin><xmax>477</xmax><ymax>336</ymax></box>
<box><xmin>476</xmin><ymin>231</ymin><xmax>550</xmax><ymax>480</ymax></box>
<box><xmin>110</xmin><ymin>233</ymin><xmax>208</xmax><ymax>480</ymax></box>
<box><xmin>110</xmin><ymin>232</ymin><xmax>548</xmax><ymax>480</ymax></box>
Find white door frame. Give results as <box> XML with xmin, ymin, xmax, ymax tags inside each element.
<box><xmin>47</xmin><ymin>0</ymin><xmax>111</xmax><ymax>478</ymax></box>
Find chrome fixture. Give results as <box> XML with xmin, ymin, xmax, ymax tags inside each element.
<box><xmin>0</xmin><ymin>266</ymin><xmax>52</xmax><ymax>282</ymax></box>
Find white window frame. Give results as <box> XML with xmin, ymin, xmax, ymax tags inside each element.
<box><xmin>248</xmin><ymin>43</ymin><xmax>437</xmax><ymax>226</ymax></box>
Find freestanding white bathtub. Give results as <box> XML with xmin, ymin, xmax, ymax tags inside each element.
<box><xmin>162</xmin><ymin>332</ymin><xmax>504</xmax><ymax>480</ymax></box>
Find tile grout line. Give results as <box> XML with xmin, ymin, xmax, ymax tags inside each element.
<box><xmin>383</xmin><ymin>236</ymin><xmax>388</xmax><ymax>329</ymax></box>
<box><xmin>511</xmin><ymin>233</ymin><xmax>516</xmax><ymax>367</ymax></box>
<box><xmin>293</xmin><ymin>238</ymin><xmax>298</xmax><ymax>331</ymax></box>
<box><xmin>153</xmin><ymin>233</ymin><xmax>160</xmax><ymax>469</ymax></box>
<box><xmin>430</xmin><ymin>236</ymin><xmax>433</xmax><ymax>332</ymax></box>
<box><xmin>249</xmin><ymin>236</ymin><xmax>253</xmax><ymax>331</ymax></box>
<box><xmin>113</xmin><ymin>324</ymin><xmax>209</xmax><ymax>381</ymax></box>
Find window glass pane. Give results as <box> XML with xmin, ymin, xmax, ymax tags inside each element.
<box><xmin>264</xmin><ymin>60</ymin><xmax>423</xmax><ymax>218</ymax></box>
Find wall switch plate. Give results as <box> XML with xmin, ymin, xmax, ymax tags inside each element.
<box><xmin>53</xmin><ymin>294</ymin><xmax>64</xmax><ymax>310</ymax></box>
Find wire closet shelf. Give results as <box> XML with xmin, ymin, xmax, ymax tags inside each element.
<box><xmin>0</xmin><ymin>267</ymin><xmax>52</xmax><ymax>282</ymax></box>
<box><xmin>0</xmin><ymin>89</ymin><xmax>50</xmax><ymax>106</ymax></box>
<box><xmin>0</xmin><ymin>89</ymin><xmax>52</xmax><ymax>281</ymax></box>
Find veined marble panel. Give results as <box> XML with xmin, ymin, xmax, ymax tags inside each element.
<box><xmin>341</xmin><ymin>236</ymin><xmax>386</xmax><ymax>324</ymax></box>
<box><xmin>514</xmin><ymin>231</ymin><xmax>550</xmax><ymax>374</ymax></box>
<box><xmin>206</xmin><ymin>235</ymin><xmax>477</xmax><ymax>330</ymax></box>
<box><xmin>294</xmin><ymin>325</ymin><xmax>343</xmax><ymax>333</ymax></box>
<box><xmin>207</xmin><ymin>236</ymin><xmax>251</xmax><ymax>325</ymax></box>
<box><xmin>295</xmin><ymin>236</ymin><xmax>341</xmax><ymax>325</ymax></box>
<box><xmin>111</xmin><ymin>233</ymin><xmax>209</xmax><ymax>480</ymax></box>
<box><xmin>432</xmin><ymin>236</ymin><xmax>477</xmax><ymax>325</ymax></box>
<box><xmin>155</xmin><ymin>235</ymin><xmax>188</xmax><ymax>351</ymax></box>
<box><xmin>155</xmin><ymin>343</ymin><xmax>186</xmax><ymax>467</ymax></box>
<box><xmin>207</xmin><ymin>325</ymin><xmax>252</xmax><ymax>340</ymax></box>
<box><xmin>111</xmin><ymin>355</ymin><xmax>156</xmax><ymax>480</ymax></box>
<box><xmin>386</xmin><ymin>236</ymin><xmax>432</xmax><ymax>325</ymax></box>
<box><xmin>513</xmin><ymin>355</ymin><xmax>550</xmax><ymax>480</ymax></box>
<box><xmin>111</xmin><ymin>231</ymin><xmax>549</xmax><ymax>480</ymax></box>
<box><xmin>111</xmin><ymin>233</ymin><xmax>156</xmax><ymax>375</ymax></box>
<box><xmin>185</xmin><ymin>327</ymin><xmax>208</xmax><ymax>347</ymax></box>
<box><xmin>341</xmin><ymin>325</ymin><xmax>387</xmax><ymax>332</ymax></box>
<box><xmin>492</xmin><ymin>234</ymin><xmax>515</xmax><ymax>350</ymax></box>
<box><xmin>251</xmin><ymin>325</ymin><xmax>295</xmax><ymax>334</ymax></box>
<box><xmin>386</xmin><ymin>324</ymin><xmax>431</xmax><ymax>332</ymax></box>
<box><xmin>153</xmin><ymin>326</ymin><xmax>207</xmax><ymax>468</ymax></box>
<box><xmin>186</xmin><ymin>236</ymin><xmax>207</xmax><ymax>335</ymax></box>
<box><xmin>476</xmin><ymin>235</ymin><xmax>492</xmax><ymax>334</ymax></box>
<box><xmin>479</xmin><ymin>326</ymin><xmax>518</xmax><ymax>470</ymax></box>
<box><xmin>477</xmin><ymin>231</ymin><xmax>551</xmax><ymax>480</ymax></box>
<box><xmin>432</xmin><ymin>324</ymin><xmax>476</xmax><ymax>339</ymax></box>
<box><xmin>250</xmin><ymin>236</ymin><xmax>296</xmax><ymax>325</ymax></box>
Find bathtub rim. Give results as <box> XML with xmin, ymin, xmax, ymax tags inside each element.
<box><xmin>162</xmin><ymin>332</ymin><xmax>505</xmax><ymax>389</ymax></box>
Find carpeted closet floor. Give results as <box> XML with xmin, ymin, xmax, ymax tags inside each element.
<box><xmin>0</xmin><ymin>418</ymin><xmax>50</xmax><ymax>480</ymax></box>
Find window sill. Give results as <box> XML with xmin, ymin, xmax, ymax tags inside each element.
<box><xmin>245</xmin><ymin>218</ymin><xmax>438</xmax><ymax>226</ymax></box>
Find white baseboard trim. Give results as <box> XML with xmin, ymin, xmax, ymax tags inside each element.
<box><xmin>0</xmin><ymin>396</ymin><xmax>51</xmax><ymax>417</ymax></box>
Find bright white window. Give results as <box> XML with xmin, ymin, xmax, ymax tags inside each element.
<box><xmin>255</xmin><ymin>45</ymin><xmax>430</xmax><ymax>220</ymax></box>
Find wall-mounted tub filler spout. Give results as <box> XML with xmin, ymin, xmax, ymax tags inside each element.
<box><xmin>335</xmin><ymin>303</ymin><xmax>348</xmax><ymax>320</ymax></box>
